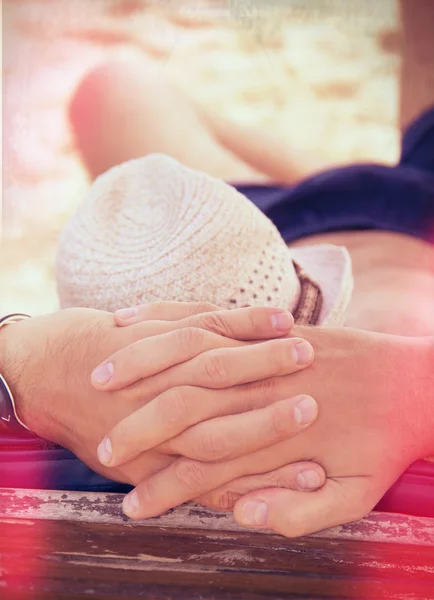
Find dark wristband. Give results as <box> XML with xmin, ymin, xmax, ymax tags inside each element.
<box><xmin>0</xmin><ymin>375</ymin><xmax>35</xmax><ymax>437</ymax></box>
<box><xmin>0</xmin><ymin>313</ymin><xmax>36</xmax><ymax>437</ymax></box>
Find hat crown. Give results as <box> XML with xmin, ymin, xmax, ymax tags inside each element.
<box><xmin>57</xmin><ymin>153</ymin><xmax>301</xmax><ymax>312</ymax></box>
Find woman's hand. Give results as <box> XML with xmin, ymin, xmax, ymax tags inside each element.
<box><xmin>199</xmin><ymin>328</ymin><xmax>434</xmax><ymax>535</ymax></box>
<box><xmin>89</xmin><ymin>302</ymin><xmax>322</xmax><ymax>493</ymax></box>
<box><xmin>118</xmin><ymin>326</ymin><xmax>434</xmax><ymax>535</ymax></box>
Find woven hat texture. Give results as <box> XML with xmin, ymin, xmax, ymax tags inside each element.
<box><xmin>56</xmin><ymin>153</ymin><xmax>353</xmax><ymax>325</ymax></box>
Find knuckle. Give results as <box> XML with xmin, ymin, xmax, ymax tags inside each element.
<box><xmin>158</xmin><ymin>388</ymin><xmax>189</xmax><ymax>424</ymax></box>
<box><xmin>196</xmin><ymin>428</ymin><xmax>230</xmax><ymax>462</ymax></box>
<box><xmin>174</xmin><ymin>459</ymin><xmax>207</xmax><ymax>492</ymax></box>
<box><xmin>199</xmin><ymin>312</ymin><xmax>232</xmax><ymax>337</ymax></box>
<box><xmin>178</xmin><ymin>327</ymin><xmax>205</xmax><ymax>353</ymax></box>
<box><xmin>216</xmin><ymin>489</ymin><xmax>241</xmax><ymax>511</ymax></box>
<box><xmin>245</xmin><ymin>307</ymin><xmax>258</xmax><ymax>332</ymax></box>
<box><xmin>108</xmin><ymin>425</ymin><xmax>127</xmax><ymax>458</ymax></box>
<box><xmin>269</xmin><ymin>340</ymin><xmax>298</xmax><ymax>374</ymax></box>
<box><xmin>197</xmin><ymin>489</ymin><xmax>241</xmax><ymax>512</ymax></box>
<box><xmin>270</xmin><ymin>402</ymin><xmax>293</xmax><ymax>438</ymax></box>
<box><xmin>273</xmin><ymin>342</ymin><xmax>292</xmax><ymax>372</ymax></box>
<box><xmin>231</xmin><ymin>386</ymin><xmax>257</xmax><ymax>413</ymax></box>
<box><xmin>190</xmin><ymin>302</ymin><xmax>219</xmax><ymax>316</ymax></box>
<box><xmin>137</xmin><ymin>481</ymin><xmax>154</xmax><ymax>506</ymax></box>
<box><xmin>202</xmin><ymin>351</ymin><xmax>229</xmax><ymax>387</ymax></box>
<box><xmin>250</xmin><ymin>377</ymin><xmax>278</xmax><ymax>409</ymax></box>
<box><xmin>272</xmin><ymin>470</ymin><xmax>298</xmax><ymax>490</ymax></box>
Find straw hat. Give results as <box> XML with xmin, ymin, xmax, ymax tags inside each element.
<box><xmin>56</xmin><ymin>154</ymin><xmax>353</xmax><ymax>325</ymax></box>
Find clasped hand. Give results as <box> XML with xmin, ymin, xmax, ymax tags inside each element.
<box><xmin>96</xmin><ymin>304</ymin><xmax>432</xmax><ymax>538</ymax></box>
<box><xmin>4</xmin><ymin>302</ymin><xmax>429</xmax><ymax>538</ymax></box>
<box><xmin>0</xmin><ymin>302</ymin><xmax>322</xmax><ymax>519</ymax></box>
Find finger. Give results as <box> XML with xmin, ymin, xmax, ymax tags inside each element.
<box><xmin>122</xmin><ymin>458</ymin><xmax>240</xmax><ymax>520</ymax></box>
<box><xmin>233</xmin><ymin>477</ymin><xmax>376</xmax><ymax>538</ymax></box>
<box><xmin>108</xmin><ymin>450</ymin><xmax>175</xmax><ymax>487</ymax></box>
<box><xmin>99</xmin><ymin>392</ymin><xmax>316</xmax><ymax>468</ymax></box>
<box><xmin>196</xmin><ymin>462</ymin><xmax>326</xmax><ymax>511</ymax></box>
<box><xmin>166</xmin><ymin>337</ymin><xmax>314</xmax><ymax>390</ymax></box>
<box><xmin>114</xmin><ymin>301</ymin><xmax>220</xmax><ymax>326</ymax></box>
<box><xmin>167</xmin><ymin>395</ymin><xmax>318</xmax><ymax>462</ymax></box>
<box><xmin>121</xmin><ymin>434</ymin><xmax>320</xmax><ymax>520</ymax></box>
<box><xmin>121</xmin><ymin>422</ymin><xmax>321</xmax><ymax>520</ymax></box>
<box><xmin>91</xmin><ymin>327</ymin><xmax>241</xmax><ymax>389</ymax></box>
<box><xmin>98</xmin><ymin>386</ymin><xmax>241</xmax><ymax>466</ymax></box>
<box><xmin>98</xmin><ymin>383</ymin><xmax>268</xmax><ymax>466</ymax></box>
<box><xmin>116</xmin><ymin>305</ymin><xmax>294</xmax><ymax>340</ymax></box>
<box><xmin>180</xmin><ymin>307</ymin><xmax>294</xmax><ymax>341</ymax></box>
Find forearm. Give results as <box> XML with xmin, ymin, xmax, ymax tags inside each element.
<box><xmin>411</xmin><ymin>335</ymin><xmax>434</xmax><ymax>458</ymax></box>
<box><xmin>425</xmin><ymin>337</ymin><xmax>434</xmax><ymax>457</ymax></box>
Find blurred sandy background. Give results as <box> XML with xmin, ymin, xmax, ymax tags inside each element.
<box><xmin>2</xmin><ymin>0</ymin><xmax>400</xmax><ymax>315</ymax></box>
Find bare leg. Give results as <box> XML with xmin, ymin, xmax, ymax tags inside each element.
<box><xmin>69</xmin><ymin>54</ymin><xmax>269</xmax><ymax>183</ymax></box>
<box><xmin>69</xmin><ymin>54</ymin><xmax>331</xmax><ymax>186</ymax></box>
<box><xmin>399</xmin><ymin>0</ymin><xmax>434</xmax><ymax>131</ymax></box>
<box><xmin>196</xmin><ymin>108</ymin><xmax>334</xmax><ymax>185</ymax></box>
<box><xmin>69</xmin><ymin>3</ymin><xmax>434</xmax><ymax>185</ymax></box>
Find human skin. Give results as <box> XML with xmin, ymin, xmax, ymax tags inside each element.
<box><xmin>100</xmin><ymin>317</ymin><xmax>434</xmax><ymax>535</ymax></box>
<box><xmin>0</xmin><ymin>303</ymin><xmax>324</xmax><ymax>493</ymax></box>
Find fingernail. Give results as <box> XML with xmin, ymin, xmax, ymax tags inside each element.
<box><xmin>294</xmin><ymin>395</ymin><xmax>317</xmax><ymax>425</ymax></box>
<box><xmin>91</xmin><ymin>362</ymin><xmax>114</xmax><ymax>385</ymax></box>
<box><xmin>271</xmin><ymin>311</ymin><xmax>293</xmax><ymax>332</ymax></box>
<box><xmin>115</xmin><ymin>307</ymin><xmax>138</xmax><ymax>320</ymax></box>
<box><xmin>97</xmin><ymin>437</ymin><xmax>112</xmax><ymax>465</ymax></box>
<box><xmin>297</xmin><ymin>470</ymin><xmax>321</xmax><ymax>490</ymax></box>
<box><xmin>239</xmin><ymin>501</ymin><xmax>268</xmax><ymax>526</ymax></box>
<box><xmin>123</xmin><ymin>490</ymin><xmax>139</xmax><ymax>517</ymax></box>
<box><xmin>292</xmin><ymin>341</ymin><xmax>313</xmax><ymax>365</ymax></box>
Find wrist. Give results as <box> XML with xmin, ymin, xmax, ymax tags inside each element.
<box><xmin>421</xmin><ymin>336</ymin><xmax>434</xmax><ymax>458</ymax></box>
<box><xmin>0</xmin><ymin>317</ymin><xmax>36</xmax><ymax>434</ymax></box>
<box><xmin>400</xmin><ymin>335</ymin><xmax>434</xmax><ymax>460</ymax></box>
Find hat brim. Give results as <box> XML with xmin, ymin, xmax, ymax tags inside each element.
<box><xmin>289</xmin><ymin>244</ymin><xmax>353</xmax><ymax>326</ymax></box>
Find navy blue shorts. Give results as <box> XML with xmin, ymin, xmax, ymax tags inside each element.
<box><xmin>235</xmin><ymin>106</ymin><xmax>434</xmax><ymax>244</ymax></box>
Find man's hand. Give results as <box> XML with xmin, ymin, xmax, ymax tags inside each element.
<box><xmin>117</xmin><ymin>326</ymin><xmax>434</xmax><ymax>535</ymax></box>
<box><xmin>0</xmin><ymin>304</ymin><xmax>323</xmax><ymax>493</ymax></box>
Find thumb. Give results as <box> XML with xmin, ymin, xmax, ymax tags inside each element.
<box><xmin>233</xmin><ymin>478</ymin><xmax>374</xmax><ymax>538</ymax></box>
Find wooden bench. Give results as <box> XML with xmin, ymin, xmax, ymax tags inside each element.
<box><xmin>1</xmin><ymin>488</ymin><xmax>433</xmax><ymax>599</ymax></box>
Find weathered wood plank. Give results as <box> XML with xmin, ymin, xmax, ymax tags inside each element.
<box><xmin>2</xmin><ymin>488</ymin><xmax>434</xmax><ymax>599</ymax></box>
<box><xmin>1</xmin><ymin>488</ymin><xmax>434</xmax><ymax>547</ymax></box>
<box><xmin>2</xmin><ymin>518</ymin><xmax>434</xmax><ymax>599</ymax></box>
